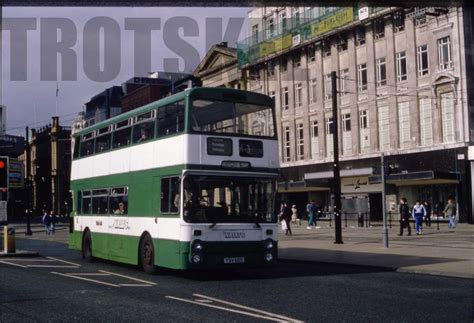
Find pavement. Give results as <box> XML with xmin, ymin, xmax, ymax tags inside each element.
<box><xmin>2</xmin><ymin>219</ymin><xmax>473</xmax><ymax>279</ymax></box>
<box><xmin>278</xmin><ymin>220</ymin><xmax>474</xmax><ymax>279</ymax></box>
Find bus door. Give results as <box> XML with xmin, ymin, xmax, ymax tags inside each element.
<box><xmin>107</xmin><ymin>187</ymin><xmax>129</xmax><ymax>260</ymax></box>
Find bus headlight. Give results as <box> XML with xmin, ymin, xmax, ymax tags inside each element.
<box><xmin>264</xmin><ymin>252</ymin><xmax>273</xmax><ymax>263</ymax></box>
<box><xmin>264</xmin><ymin>239</ymin><xmax>274</xmax><ymax>250</ymax></box>
<box><xmin>192</xmin><ymin>240</ymin><xmax>203</xmax><ymax>252</ymax></box>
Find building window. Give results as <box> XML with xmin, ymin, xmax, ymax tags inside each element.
<box><xmin>357</xmin><ymin>63</ymin><xmax>368</xmax><ymax>92</ymax></box>
<box><xmin>279</xmin><ymin>11</ymin><xmax>287</xmax><ymax>31</ymax></box>
<box><xmin>326</xmin><ymin>116</ymin><xmax>334</xmax><ymax>157</ymax></box>
<box><xmin>322</xmin><ymin>40</ymin><xmax>331</xmax><ymax>57</ymax></box>
<box><xmin>267</xmin><ymin>61</ymin><xmax>275</xmax><ymax>76</ymax></box>
<box><xmin>266</xmin><ymin>18</ymin><xmax>275</xmax><ymax>39</ymax></box>
<box><xmin>281</xmin><ymin>87</ymin><xmax>289</xmax><ymax>110</ymax></box>
<box><xmin>310</xmin><ymin>120</ymin><xmax>319</xmax><ymax>159</ymax></box>
<box><xmin>376</xmin><ymin>58</ymin><xmax>387</xmax><ymax>87</ymax></box>
<box><xmin>342</xmin><ymin>113</ymin><xmax>352</xmax><ymax>155</ymax></box>
<box><xmin>417</xmin><ymin>45</ymin><xmax>429</xmax><ymax>77</ymax></box>
<box><xmin>378</xmin><ymin>106</ymin><xmax>390</xmax><ymax>150</ymax></box>
<box><xmin>438</xmin><ymin>36</ymin><xmax>452</xmax><ymax>70</ymax></box>
<box><xmin>295</xmin><ymin>83</ymin><xmax>303</xmax><ymax>107</ymax></box>
<box><xmin>339</xmin><ymin>69</ymin><xmax>349</xmax><ymax>96</ymax></box>
<box><xmin>356</xmin><ymin>26</ymin><xmax>366</xmax><ymax>46</ymax></box>
<box><xmin>269</xmin><ymin>90</ymin><xmax>276</xmax><ymax>101</ymax></box>
<box><xmin>281</xmin><ymin>57</ymin><xmax>288</xmax><ymax>72</ymax></box>
<box><xmin>308</xmin><ymin>47</ymin><xmax>316</xmax><ymax>62</ymax></box>
<box><xmin>283</xmin><ymin>126</ymin><xmax>291</xmax><ymax>162</ymax></box>
<box><xmin>251</xmin><ymin>24</ymin><xmax>259</xmax><ymax>45</ymax></box>
<box><xmin>296</xmin><ymin>122</ymin><xmax>305</xmax><ymax>160</ymax></box>
<box><xmin>324</xmin><ymin>74</ymin><xmax>332</xmax><ymax>100</ymax></box>
<box><xmin>359</xmin><ymin>110</ymin><xmax>370</xmax><ymax>152</ymax></box>
<box><xmin>419</xmin><ymin>98</ymin><xmax>433</xmax><ymax>146</ymax></box>
<box><xmin>441</xmin><ymin>92</ymin><xmax>455</xmax><ymax>142</ymax></box>
<box><xmin>393</xmin><ymin>11</ymin><xmax>405</xmax><ymax>33</ymax></box>
<box><xmin>293</xmin><ymin>52</ymin><xmax>301</xmax><ymax>67</ymax></box>
<box><xmin>374</xmin><ymin>18</ymin><xmax>385</xmax><ymax>40</ymax></box>
<box><xmin>337</xmin><ymin>36</ymin><xmax>347</xmax><ymax>52</ymax></box>
<box><xmin>398</xmin><ymin>102</ymin><xmax>411</xmax><ymax>148</ymax></box>
<box><xmin>396</xmin><ymin>51</ymin><xmax>407</xmax><ymax>82</ymax></box>
<box><xmin>292</xmin><ymin>7</ymin><xmax>301</xmax><ymax>26</ymax></box>
<box><xmin>309</xmin><ymin>78</ymin><xmax>317</xmax><ymax>104</ymax></box>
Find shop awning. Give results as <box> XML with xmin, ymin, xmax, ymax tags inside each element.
<box><xmin>304</xmin><ymin>167</ymin><xmax>373</xmax><ymax>180</ymax></box>
<box><xmin>368</xmin><ymin>171</ymin><xmax>460</xmax><ymax>186</ymax></box>
<box><xmin>277</xmin><ymin>181</ymin><xmax>330</xmax><ymax>193</ymax></box>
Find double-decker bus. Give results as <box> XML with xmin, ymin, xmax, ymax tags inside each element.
<box><xmin>69</xmin><ymin>87</ymin><xmax>279</xmax><ymax>273</ymax></box>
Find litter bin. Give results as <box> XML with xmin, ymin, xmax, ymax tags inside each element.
<box><xmin>3</xmin><ymin>225</ymin><xmax>15</xmax><ymax>253</ymax></box>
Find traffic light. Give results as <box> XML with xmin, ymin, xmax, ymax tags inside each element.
<box><xmin>0</xmin><ymin>156</ymin><xmax>8</xmax><ymax>191</ymax></box>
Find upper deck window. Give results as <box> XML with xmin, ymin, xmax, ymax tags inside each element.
<box><xmin>191</xmin><ymin>99</ymin><xmax>275</xmax><ymax>138</ymax></box>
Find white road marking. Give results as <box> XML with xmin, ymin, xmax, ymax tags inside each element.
<box><xmin>4</xmin><ymin>259</ymin><xmax>56</xmax><ymax>262</ymax></box>
<box><xmin>98</xmin><ymin>270</ymin><xmax>157</xmax><ymax>285</ymax></box>
<box><xmin>0</xmin><ymin>260</ymin><xmax>28</xmax><ymax>268</ymax></box>
<box><xmin>26</xmin><ymin>265</ymin><xmax>77</xmax><ymax>268</ymax></box>
<box><xmin>118</xmin><ymin>284</ymin><xmax>154</xmax><ymax>287</ymax></box>
<box><xmin>193</xmin><ymin>293</ymin><xmax>303</xmax><ymax>322</ymax></box>
<box><xmin>62</xmin><ymin>273</ymin><xmax>110</xmax><ymax>276</ymax></box>
<box><xmin>165</xmin><ymin>296</ymin><xmax>286</xmax><ymax>322</ymax></box>
<box><xmin>195</xmin><ymin>299</ymin><xmax>213</xmax><ymax>303</ymax></box>
<box><xmin>46</xmin><ymin>256</ymin><xmax>82</xmax><ymax>267</ymax></box>
<box><xmin>51</xmin><ymin>272</ymin><xmax>119</xmax><ymax>287</ymax></box>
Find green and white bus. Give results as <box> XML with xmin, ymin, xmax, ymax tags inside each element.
<box><xmin>69</xmin><ymin>87</ymin><xmax>279</xmax><ymax>273</ymax></box>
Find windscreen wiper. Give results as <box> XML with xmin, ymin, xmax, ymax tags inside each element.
<box><xmin>209</xmin><ymin>222</ymin><xmax>217</xmax><ymax>228</ymax></box>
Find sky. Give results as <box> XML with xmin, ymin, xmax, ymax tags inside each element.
<box><xmin>1</xmin><ymin>7</ymin><xmax>250</xmax><ymax>136</ymax></box>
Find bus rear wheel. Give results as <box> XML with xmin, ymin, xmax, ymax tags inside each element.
<box><xmin>140</xmin><ymin>234</ymin><xmax>157</xmax><ymax>274</ymax></box>
<box><xmin>82</xmin><ymin>230</ymin><xmax>93</xmax><ymax>262</ymax></box>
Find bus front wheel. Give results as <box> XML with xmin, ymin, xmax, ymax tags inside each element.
<box><xmin>82</xmin><ymin>230</ymin><xmax>93</xmax><ymax>262</ymax></box>
<box><xmin>140</xmin><ymin>234</ymin><xmax>157</xmax><ymax>274</ymax></box>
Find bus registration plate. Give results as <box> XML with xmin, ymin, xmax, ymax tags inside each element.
<box><xmin>224</xmin><ymin>257</ymin><xmax>245</xmax><ymax>264</ymax></box>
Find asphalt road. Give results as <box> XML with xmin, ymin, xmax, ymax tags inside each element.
<box><xmin>0</xmin><ymin>238</ymin><xmax>472</xmax><ymax>322</ymax></box>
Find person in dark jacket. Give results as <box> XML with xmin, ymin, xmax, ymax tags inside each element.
<box><xmin>398</xmin><ymin>197</ymin><xmax>411</xmax><ymax>236</ymax></box>
<box><xmin>282</xmin><ymin>202</ymin><xmax>292</xmax><ymax>236</ymax></box>
<box><xmin>423</xmin><ymin>201</ymin><xmax>432</xmax><ymax>227</ymax></box>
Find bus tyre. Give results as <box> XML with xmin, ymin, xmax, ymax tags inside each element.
<box><xmin>82</xmin><ymin>230</ymin><xmax>93</xmax><ymax>262</ymax></box>
<box><xmin>140</xmin><ymin>234</ymin><xmax>157</xmax><ymax>274</ymax></box>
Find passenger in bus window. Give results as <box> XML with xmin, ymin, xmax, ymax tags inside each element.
<box><xmin>137</xmin><ymin>127</ymin><xmax>150</xmax><ymax>143</ymax></box>
<box><xmin>114</xmin><ymin>202</ymin><xmax>126</xmax><ymax>215</ymax></box>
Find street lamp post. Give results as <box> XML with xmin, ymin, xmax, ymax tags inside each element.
<box><xmin>331</xmin><ymin>71</ymin><xmax>343</xmax><ymax>244</ymax></box>
<box><xmin>381</xmin><ymin>152</ymin><xmax>389</xmax><ymax>248</ymax></box>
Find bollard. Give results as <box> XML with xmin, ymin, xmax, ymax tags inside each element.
<box><xmin>437</xmin><ymin>215</ymin><xmax>440</xmax><ymax>230</ymax></box>
<box><xmin>358</xmin><ymin>212</ymin><xmax>364</xmax><ymax>227</ymax></box>
<box><xmin>329</xmin><ymin>212</ymin><xmax>332</xmax><ymax>227</ymax></box>
<box><xmin>365</xmin><ymin>212</ymin><xmax>369</xmax><ymax>228</ymax></box>
<box><xmin>389</xmin><ymin>211</ymin><xmax>392</xmax><ymax>229</ymax></box>
<box><xmin>3</xmin><ymin>225</ymin><xmax>16</xmax><ymax>254</ymax></box>
<box><xmin>344</xmin><ymin>212</ymin><xmax>347</xmax><ymax>228</ymax></box>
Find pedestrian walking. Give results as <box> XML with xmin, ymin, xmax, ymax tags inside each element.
<box><xmin>42</xmin><ymin>210</ymin><xmax>51</xmax><ymax>235</ymax></box>
<box><xmin>412</xmin><ymin>200</ymin><xmax>427</xmax><ymax>235</ymax></box>
<box><xmin>50</xmin><ymin>211</ymin><xmax>58</xmax><ymax>235</ymax></box>
<box><xmin>398</xmin><ymin>197</ymin><xmax>411</xmax><ymax>236</ymax></box>
<box><xmin>291</xmin><ymin>205</ymin><xmax>298</xmax><ymax>224</ymax></box>
<box><xmin>423</xmin><ymin>201</ymin><xmax>432</xmax><ymax>227</ymax></box>
<box><xmin>443</xmin><ymin>199</ymin><xmax>457</xmax><ymax>229</ymax></box>
<box><xmin>281</xmin><ymin>202</ymin><xmax>292</xmax><ymax>235</ymax></box>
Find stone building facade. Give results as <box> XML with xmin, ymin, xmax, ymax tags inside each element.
<box><xmin>236</xmin><ymin>6</ymin><xmax>473</xmax><ymax>222</ymax></box>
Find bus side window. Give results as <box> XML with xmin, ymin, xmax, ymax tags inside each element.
<box><xmin>95</xmin><ymin>134</ymin><xmax>111</xmax><ymax>153</ymax></box>
<box><xmin>112</xmin><ymin>127</ymin><xmax>131</xmax><ymax>148</ymax></box>
<box><xmin>161</xmin><ymin>177</ymin><xmax>179</xmax><ymax>213</ymax></box>
<box><xmin>110</xmin><ymin>187</ymin><xmax>128</xmax><ymax>215</ymax></box>
<box><xmin>77</xmin><ymin>191</ymin><xmax>82</xmax><ymax>214</ymax></box>
<box><xmin>80</xmin><ymin>139</ymin><xmax>94</xmax><ymax>157</ymax></box>
<box><xmin>157</xmin><ymin>101</ymin><xmax>185</xmax><ymax>138</ymax></box>
<box><xmin>132</xmin><ymin>120</ymin><xmax>155</xmax><ymax>144</ymax></box>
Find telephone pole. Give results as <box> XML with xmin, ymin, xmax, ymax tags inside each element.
<box><xmin>332</xmin><ymin>71</ymin><xmax>343</xmax><ymax>244</ymax></box>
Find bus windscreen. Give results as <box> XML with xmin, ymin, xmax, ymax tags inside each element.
<box><xmin>191</xmin><ymin>99</ymin><xmax>275</xmax><ymax>137</ymax></box>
